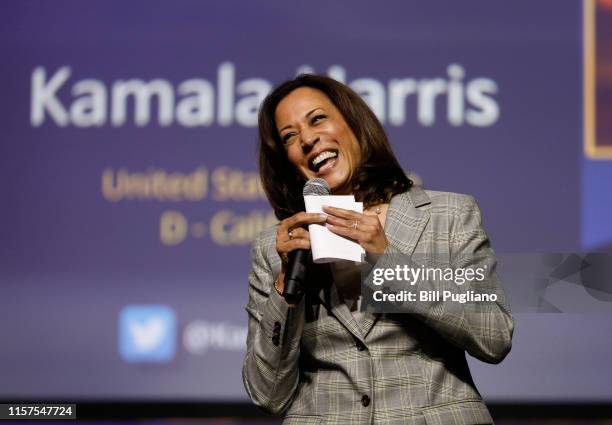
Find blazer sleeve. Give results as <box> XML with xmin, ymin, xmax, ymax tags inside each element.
<box><xmin>375</xmin><ymin>195</ymin><xmax>514</xmax><ymax>364</ymax></box>
<box><xmin>242</xmin><ymin>231</ymin><xmax>305</xmax><ymax>415</ymax></box>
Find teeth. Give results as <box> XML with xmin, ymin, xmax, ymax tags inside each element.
<box><xmin>312</xmin><ymin>151</ymin><xmax>338</xmax><ymax>167</ymax></box>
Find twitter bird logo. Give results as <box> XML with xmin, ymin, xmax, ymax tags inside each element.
<box><xmin>119</xmin><ymin>305</ymin><xmax>176</xmax><ymax>362</ymax></box>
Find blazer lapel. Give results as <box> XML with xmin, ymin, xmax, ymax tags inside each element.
<box><xmin>330</xmin><ymin>282</ymin><xmax>367</xmax><ymax>342</ymax></box>
<box><xmin>307</xmin><ymin>265</ymin><xmax>366</xmax><ymax>342</ymax></box>
<box><xmin>359</xmin><ymin>188</ymin><xmax>432</xmax><ymax>340</ymax></box>
<box><xmin>384</xmin><ymin>188</ymin><xmax>431</xmax><ymax>257</ymax></box>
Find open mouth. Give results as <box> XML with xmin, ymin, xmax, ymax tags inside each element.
<box><xmin>309</xmin><ymin>149</ymin><xmax>339</xmax><ymax>174</ymax></box>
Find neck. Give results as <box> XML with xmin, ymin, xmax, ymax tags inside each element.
<box><xmin>331</xmin><ymin>182</ymin><xmax>353</xmax><ymax>196</ymax></box>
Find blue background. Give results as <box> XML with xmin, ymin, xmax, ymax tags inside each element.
<box><xmin>1</xmin><ymin>0</ymin><xmax>610</xmax><ymax>402</ymax></box>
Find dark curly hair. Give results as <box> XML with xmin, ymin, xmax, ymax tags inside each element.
<box><xmin>258</xmin><ymin>74</ymin><xmax>412</xmax><ymax>220</ymax></box>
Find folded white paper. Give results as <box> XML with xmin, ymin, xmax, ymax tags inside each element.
<box><xmin>304</xmin><ymin>195</ymin><xmax>365</xmax><ymax>263</ymax></box>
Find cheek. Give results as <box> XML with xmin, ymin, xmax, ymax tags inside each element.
<box><xmin>352</xmin><ymin>144</ymin><xmax>361</xmax><ymax>165</ymax></box>
<box><xmin>285</xmin><ymin>146</ymin><xmax>302</xmax><ymax>167</ymax></box>
<box><xmin>343</xmin><ymin>139</ymin><xmax>360</xmax><ymax>166</ymax></box>
<box><xmin>285</xmin><ymin>147</ymin><xmax>311</xmax><ymax>179</ymax></box>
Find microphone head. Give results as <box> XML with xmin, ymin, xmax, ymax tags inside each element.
<box><xmin>303</xmin><ymin>178</ymin><xmax>330</xmax><ymax>196</ymax></box>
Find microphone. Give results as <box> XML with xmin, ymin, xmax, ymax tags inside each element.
<box><xmin>283</xmin><ymin>178</ymin><xmax>330</xmax><ymax>304</ymax></box>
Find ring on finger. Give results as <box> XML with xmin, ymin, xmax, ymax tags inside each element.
<box><xmin>352</xmin><ymin>221</ymin><xmax>358</xmax><ymax>230</ymax></box>
<box><xmin>288</xmin><ymin>229</ymin><xmax>294</xmax><ymax>240</ymax></box>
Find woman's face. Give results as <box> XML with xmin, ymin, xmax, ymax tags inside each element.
<box><xmin>275</xmin><ymin>87</ymin><xmax>361</xmax><ymax>194</ymax></box>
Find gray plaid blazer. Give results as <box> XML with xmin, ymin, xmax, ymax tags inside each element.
<box><xmin>243</xmin><ymin>187</ymin><xmax>514</xmax><ymax>425</ymax></box>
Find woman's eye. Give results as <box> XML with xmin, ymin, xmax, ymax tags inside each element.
<box><xmin>282</xmin><ymin>133</ymin><xmax>295</xmax><ymax>143</ymax></box>
<box><xmin>311</xmin><ymin>114</ymin><xmax>326</xmax><ymax>124</ymax></box>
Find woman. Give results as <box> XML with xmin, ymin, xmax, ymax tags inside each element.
<box><xmin>243</xmin><ymin>74</ymin><xmax>513</xmax><ymax>425</ymax></box>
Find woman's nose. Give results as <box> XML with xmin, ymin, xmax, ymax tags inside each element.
<box><xmin>300</xmin><ymin>129</ymin><xmax>319</xmax><ymax>150</ymax></box>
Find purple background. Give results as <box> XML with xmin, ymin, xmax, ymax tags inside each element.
<box><xmin>1</xmin><ymin>0</ymin><xmax>610</xmax><ymax>402</ymax></box>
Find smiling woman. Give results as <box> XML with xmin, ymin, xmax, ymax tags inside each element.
<box><xmin>257</xmin><ymin>75</ymin><xmax>411</xmax><ymax>221</ymax></box>
<box><xmin>242</xmin><ymin>74</ymin><xmax>513</xmax><ymax>425</ymax></box>
<box><xmin>275</xmin><ymin>87</ymin><xmax>362</xmax><ymax>194</ymax></box>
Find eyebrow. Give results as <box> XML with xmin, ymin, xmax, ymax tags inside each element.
<box><xmin>278</xmin><ymin>107</ymin><xmax>324</xmax><ymax>133</ymax></box>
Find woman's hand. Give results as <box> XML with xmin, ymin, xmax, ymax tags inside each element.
<box><xmin>275</xmin><ymin>212</ymin><xmax>327</xmax><ymax>295</ymax></box>
<box><xmin>322</xmin><ymin>205</ymin><xmax>388</xmax><ymax>254</ymax></box>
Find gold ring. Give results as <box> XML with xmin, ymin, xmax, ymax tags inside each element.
<box><xmin>288</xmin><ymin>230</ymin><xmax>294</xmax><ymax>240</ymax></box>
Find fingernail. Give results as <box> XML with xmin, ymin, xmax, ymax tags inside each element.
<box><xmin>319</xmin><ymin>213</ymin><xmax>328</xmax><ymax>221</ymax></box>
<box><xmin>326</xmin><ymin>223</ymin><xmax>334</xmax><ymax>229</ymax></box>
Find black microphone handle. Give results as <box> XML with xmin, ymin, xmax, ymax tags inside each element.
<box><xmin>283</xmin><ymin>248</ymin><xmax>310</xmax><ymax>304</ymax></box>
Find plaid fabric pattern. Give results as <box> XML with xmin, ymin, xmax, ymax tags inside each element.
<box><xmin>243</xmin><ymin>187</ymin><xmax>513</xmax><ymax>425</ymax></box>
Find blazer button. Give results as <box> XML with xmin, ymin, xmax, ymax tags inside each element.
<box><xmin>274</xmin><ymin>321</ymin><xmax>281</xmax><ymax>331</ymax></box>
<box><xmin>272</xmin><ymin>335</ymin><xmax>280</xmax><ymax>346</ymax></box>
<box><xmin>361</xmin><ymin>394</ymin><xmax>371</xmax><ymax>407</ymax></box>
<box><xmin>356</xmin><ymin>341</ymin><xmax>366</xmax><ymax>351</ymax></box>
